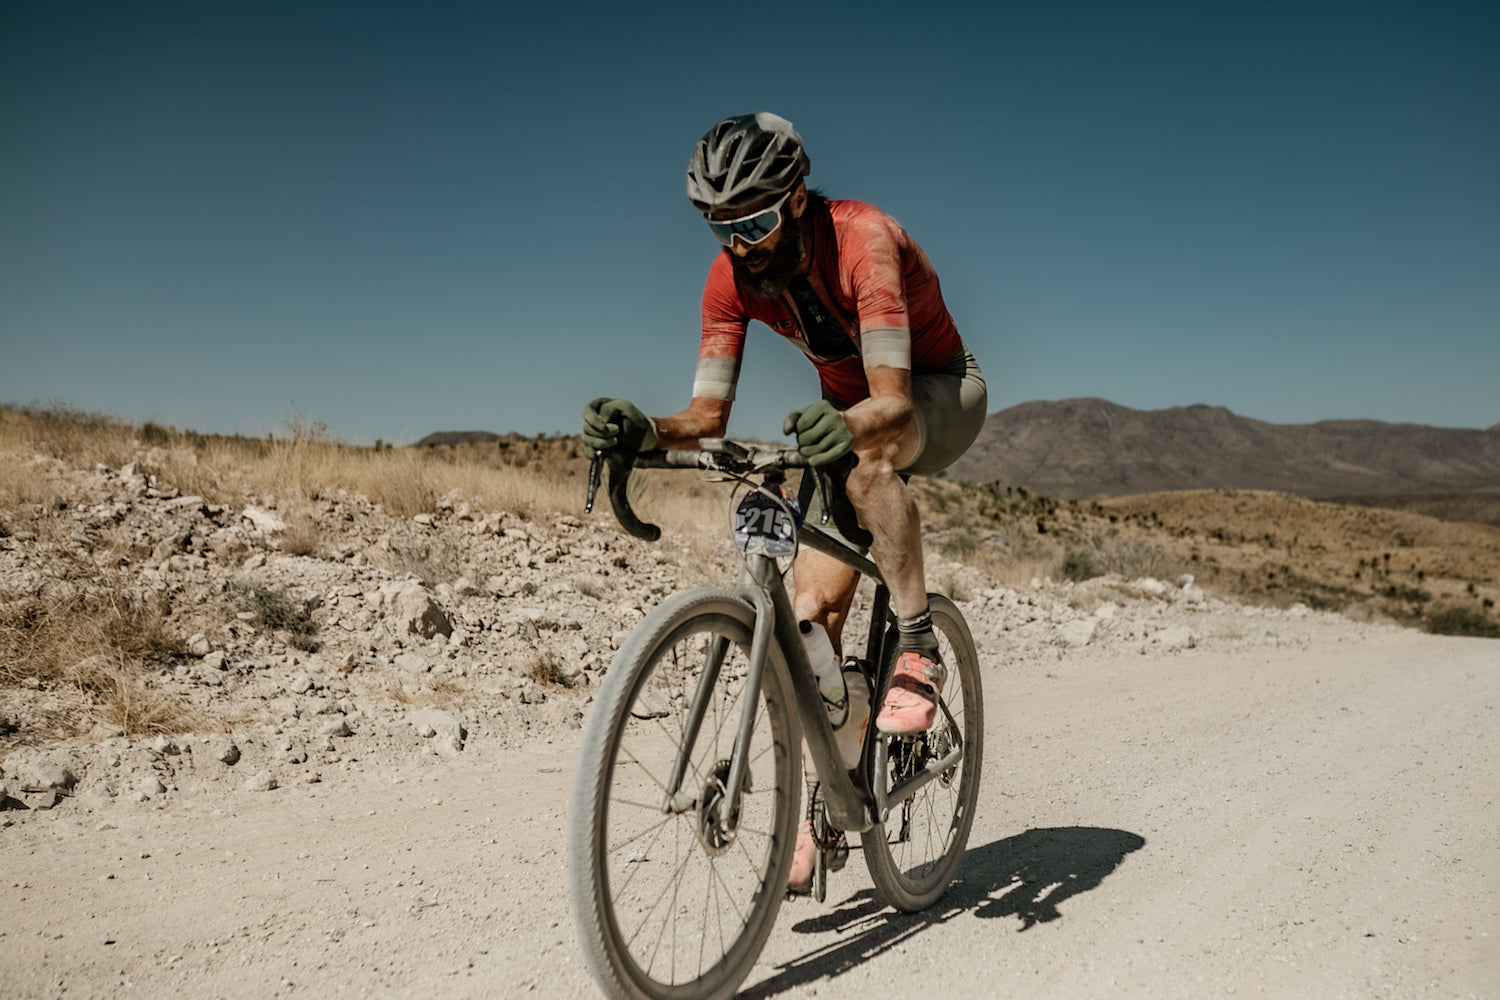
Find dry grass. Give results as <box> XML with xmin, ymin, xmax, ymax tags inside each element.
<box><xmin>0</xmin><ymin>577</ymin><xmax>212</xmax><ymax>738</ymax></box>
<box><xmin>525</xmin><ymin>649</ymin><xmax>575</xmax><ymax>689</ymax></box>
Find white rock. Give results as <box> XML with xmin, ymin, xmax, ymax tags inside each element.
<box><xmin>187</xmin><ymin>633</ymin><xmax>212</xmax><ymax>657</ymax></box>
<box><xmin>1058</xmin><ymin>619</ymin><xmax>1097</xmax><ymax>648</ymax></box>
<box><xmin>409</xmin><ymin>707</ymin><xmax>465</xmax><ymax>752</ymax></box>
<box><xmin>376</xmin><ymin>580</ymin><xmax>453</xmax><ymax>639</ymax></box>
<box><xmin>394</xmin><ymin>652</ymin><xmax>430</xmax><ymax>674</ymax></box>
<box><xmin>244</xmin><ymin>771</ymin><xmax>278</xmax><ymax>792</ymax></box>
<box><xmin>242</xmin><ymin>506</ymin><xmax>286</xmax><ymax>532</ymax></box>
<box><xmin>320</xmin><ymin>718</ymin><xmax>352</xmax><ymax>738</ymax></box>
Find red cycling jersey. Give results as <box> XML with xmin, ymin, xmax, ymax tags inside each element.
<box><xmin>694</xmin><ymin>199</ymin><xmax>963</xmax><ymax>407</ymax></box>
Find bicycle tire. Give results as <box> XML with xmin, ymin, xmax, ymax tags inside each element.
<box><xmin>569</xmin><ymin>588</ymin><xmax>802</xmax><ymax>1000</ymax></box>
<box><xmin>862</xmin><ymin>593</ymin><xmax>984</xmax><ymax>912</ymax></box>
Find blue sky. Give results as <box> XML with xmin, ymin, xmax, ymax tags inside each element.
<box><xmin>3</xmin><ymin>0</ymin><xmax>1496</xmax><ymax>445</ymax></box>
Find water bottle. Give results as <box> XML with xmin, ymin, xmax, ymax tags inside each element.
<box><xmin>800</xmin><ymin>622</ymin><xmax>871</xmax><ymax>771</ymax></box>
<box><xmin>835</xmin><ymin>664</ymin><xmax>871</xmax><ymax>770</ymax></box>
<box><xmin>799</xmin><ymin>620</ymin><xmax>845</xmax><ymax>707</ymax></box>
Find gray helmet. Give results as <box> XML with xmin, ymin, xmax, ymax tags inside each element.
<box><xmin>685</xmin><ymin>112</ymin><xmax>810</xmax><ymax>214</ymax></box>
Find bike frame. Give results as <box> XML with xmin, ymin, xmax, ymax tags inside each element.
<box><xmin>659</xmin><ymin>490</ymin><xmax>964</xmax><ymax>837</ymax></box>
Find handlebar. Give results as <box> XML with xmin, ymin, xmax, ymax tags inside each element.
<box><xmin>584</xmin><ymin>440</ymin><xmax>873</xmax><ymax>548</ymax></box>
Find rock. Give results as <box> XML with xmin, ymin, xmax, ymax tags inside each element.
<box><xmin>203</xmin><ymin>650</ymin><xmax>227</xmax><ymax>670</ymax></box>
<box><xmin>1058</xmin><ymin>619</ymin><xmax>1097</xmax><ymax>648</ymax></box>
<box><xmin>207</xmin><ymin>738</ymin><xmax>240</xmax><ymax>765</ymax></box>
<box><xmin>139</xmin><ymin>777</ymin><xmax>167</xmax><ymax>798</ymax></box>
<box><xmin>0</xmin><ymin>781</ymin><xmax>27</xmax><ymax>811</ymax></box>
<box><xmin>244</xmin><ymin>771</ymin><xmax>278</xmax><ymax>792</ymax></box>
<box><xmin>23</xmin><ymin>762</ymin><xmax>80</xmax><ymax>793</ymax></box>
<box><xmin>320</xmin><ymin>718</ymin><xmax>352</xmax><ymax>738</ymax></box>
<box><xmin>187</xmin><ymin>633</ymin><xmax>212</xmax><ymax>657</ymax></box>
<box><xmin>394</xmin><ymin>652</ymin><xmax>431</xmax><ymax>674</ymax></box>
<box><xmin>376</xmin><ymin>581</ymin><xmax>453</xmax><ymax>639</ymax></box>
<box><xmin>409</xmin><ymin>707</ymin><xmax>465</xmax><ymax>752</ymax></box>
<box><xmin>244</xmin><ymin>553</ymin><xmax>267</xmax><ymax>570</ymax></box>
<box><xmin>287</xmin><ymin>673</ymin><xmax>314</xmax><ymax>694</ymax></box>
<box><xmin>242</xmin><ymin>506</ymin><xmax>287</xmax><ymax>532</ymax></box>
<box><xmin>151</xmin><ymin>736</ymin><xmax>179</xmax><ymax>755</ymax></box>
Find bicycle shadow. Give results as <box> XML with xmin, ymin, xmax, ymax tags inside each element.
<box><xmin>740</xmin><ymin>826</ymin><xmax>1146</xmax><ymax>999</ymax></box>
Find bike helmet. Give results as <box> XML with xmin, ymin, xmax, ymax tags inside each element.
<box><xmin>685</xmin><ymin>112</ymin><xmax>811</xmax><ymax>214</ymax></box>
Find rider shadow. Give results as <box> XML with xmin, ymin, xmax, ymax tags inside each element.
<box><xmin>740</xmin><ymin>826</ymin><xmax>1146</xmax><ymax>999</ymax></box>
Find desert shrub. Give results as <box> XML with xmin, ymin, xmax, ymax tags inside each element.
<box><xmin>234</xmin><ymin>583</ymin><xmax>319</xmax><ymax>652</ymax></box>
<box><xmin>526</xmin><ymin>649</ymin><xmax>574</xmax><ymax>688</ymax></box>
<box><xmin>1060</xmin><ymin>532</ymin><xmax>1179</xmax><ymax>582</ymax></box>
<box><xmin>278</xmin><ymin>515</ymin><xmax>325</xmax><ymax>558</ymax></box>
<box><xmin>1061</xmin><ymin>547</ymin><xmax>1099</xmax><ymax>582</ymax></box>
<box><xmin>1425</xmin><ymin>603</ymin><xmax>1500</xmax><ymax>638</ymax></box>
<box><xmin>380</xmin><ymin>534</ymin><xmax>465</xmax><ymax>587</ymax></box>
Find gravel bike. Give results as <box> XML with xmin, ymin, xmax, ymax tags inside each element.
<box><xmin>568</xmin><ymin>440</ymin><xmax>983</xmax><ymax>1000</ymax></box>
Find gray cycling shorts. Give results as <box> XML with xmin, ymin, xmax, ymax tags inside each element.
<box><xmin>798</xmin><ymin>344</ymin><xmax>987</xmax><ymax>537</ymax></box>
<box><xmin>898</xmin><ymin>344</ymin><xmax>987</xmax><ymax>476</ymax></box>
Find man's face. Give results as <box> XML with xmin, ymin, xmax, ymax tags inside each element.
<box><xmin>711</xmin><ymin>184</ymin><xmax>807</xmax><ymax>299</ymax></box>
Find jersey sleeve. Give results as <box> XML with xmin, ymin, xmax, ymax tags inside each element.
<box><xmin>695</xmin><ymin>255</ymin><xmax>748</xmax><ymax>401</ymax></box>
<box><xmin>844</xmin><ymin>209</ymin><xmax>913</xmax><ymax>372</ymax></box>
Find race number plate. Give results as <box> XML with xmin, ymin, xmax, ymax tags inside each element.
<box><xmin>732</xmin><ymin>488</ymin><xmax>800</xmax><ymax>557</ymax></box>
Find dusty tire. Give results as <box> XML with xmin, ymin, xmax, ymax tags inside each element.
<box><xmin>862</xmin><ymin>593</ymin><xmax>984</xmax><ymax>912</ymax></box>
<box><xmin>569</xmin><ymin>588</ymin><xmax>801</xmax><ymax>1000</ymax></box>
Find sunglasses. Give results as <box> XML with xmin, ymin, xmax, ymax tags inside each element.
<box><xmin>704</xmin><ymin>189</ymin><xmax>792</xmax><ymax>247</ymax></box>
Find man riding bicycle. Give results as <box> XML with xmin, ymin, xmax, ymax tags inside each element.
<box><xmin>582</xmin><ymin>112</ymin><xmax>987</xmax><ymax>889</ymax></box>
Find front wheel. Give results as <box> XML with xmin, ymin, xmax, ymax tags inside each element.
<box><xmin>569</xmin><ymin>588</ymin><xmax>801</xmax><ymax>1000</ymax></box>
<box><xmin>863</xmin><ymin>593</ymin><xmax>984</xmax><ymax>912</ymax></box>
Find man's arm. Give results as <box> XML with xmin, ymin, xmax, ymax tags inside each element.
<box><xmin>651</xmin><ymin>396</ymin><xmax>733</xmax><ymax>450</ymax></box>
<box><xmin>842</xmin><ymin>365</ymin><xmax>919</xmax><ymax>468</ymax></box>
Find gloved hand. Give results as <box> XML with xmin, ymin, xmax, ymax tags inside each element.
<box><xmin>783</xmin><ymin>399</ymin><xmax>853</xmax><ymax>466</ymax></box>
<box><xmin>582</xmin><ymin>397</ymin><xmax>658</xmax><ymax>452</ymax></box>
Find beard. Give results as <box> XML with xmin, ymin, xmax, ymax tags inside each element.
<box><xmin>728</xmin><ymin>219</ymin><xmax>805</xmax><ymax>299</ymax></box>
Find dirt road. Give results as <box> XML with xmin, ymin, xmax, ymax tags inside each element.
<box><xmin>3</xmin><ymin>625</ymin><xmax>1495</xmax><ymax>999</ymax></box>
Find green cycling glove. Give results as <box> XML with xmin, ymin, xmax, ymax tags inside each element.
<box><xmin>582</xmin><ymin>397</ymin><xmax>658</xmax><ymax>453</ymax></box>
<box><xmin>783</xmin><ymin>399</ymin><xmax>853</xmax><ymax>466</ymax></box>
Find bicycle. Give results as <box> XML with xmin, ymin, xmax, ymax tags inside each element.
<box><xmin>568</xmin><ymin>440</ymin><xmax>984</xmax><ymax>1000</ymax></box>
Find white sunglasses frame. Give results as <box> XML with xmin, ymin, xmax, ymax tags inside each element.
<box><xmin>703</xmin><ymin>189</ymin><xmax>794</xmax><ymax>247</ymax></box>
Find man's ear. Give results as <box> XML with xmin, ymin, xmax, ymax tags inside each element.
<box><xmin>789</xmin><ymin>181</ymin><xmax>809</xmax><ymax>219</ymax></box>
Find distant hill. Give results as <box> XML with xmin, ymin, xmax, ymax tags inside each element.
<box><xmin>948</xmin><ymin>398</ymin><xmax>1500</xmax><ymax>505</ymax></box>
<box><xmin>411</xmin><ymin>431</ymin><xmax>513</xmax><ymax>447</ymax></box>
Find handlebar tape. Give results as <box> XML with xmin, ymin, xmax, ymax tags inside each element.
<box><xmin>606</xmin><ymin>450</ymin><xmax>662</xmax><ymax>541</ymax></box>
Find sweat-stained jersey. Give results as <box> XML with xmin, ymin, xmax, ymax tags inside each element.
<box><xmin>692</xmin><ymin>199</ymin><xmax>964</xmax><ymax>407</ymax></box>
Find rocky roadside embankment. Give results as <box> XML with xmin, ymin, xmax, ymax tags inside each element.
<box><xmin>0</xmin><ymin>449</ymin><xmax>1393</xmax><ymax>826</ymax></box>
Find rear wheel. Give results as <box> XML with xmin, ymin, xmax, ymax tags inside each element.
<box><xmin>569</xmin><ymin>588</ymin><xmax>801</xmax><ymax>1000</ymax></box>
<box><xmin>862</xmin><ymin>594</ymin><xmax>984</xmax><ymax>912</ymax></box>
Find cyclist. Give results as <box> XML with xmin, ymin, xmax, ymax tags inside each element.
<box><xmin>582</xmin><ymin>112</ymin><xmax>987</xmax><ymax>889</ymax></box>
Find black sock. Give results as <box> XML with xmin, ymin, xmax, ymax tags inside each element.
<box><xmin>896</xmin><ymin>608</ymin><xmax>940</xmax><ymax>659</ymax></box>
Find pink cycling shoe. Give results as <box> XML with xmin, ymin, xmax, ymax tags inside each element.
<box><xmin>875</xmin><ymin>651</ymin><xmax>945</xmax><ymax>735</ymax></box>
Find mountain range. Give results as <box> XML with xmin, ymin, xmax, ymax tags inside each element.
<box><xmin>946</xmin><ymin>398</ymin><xmax>1500</xmax><ymax>502</ymax></box>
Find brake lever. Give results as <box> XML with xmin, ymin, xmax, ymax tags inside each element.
<box><xmin>584</xmin><ymin>449</ymin><xmax>604</xmax><ymax>514</ymax></box>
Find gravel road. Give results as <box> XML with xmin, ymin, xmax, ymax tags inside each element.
<box><xmin>3</xmin><ymin>624</ymin><xmax>1495</xmax><ymax>1000</ymax></box>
